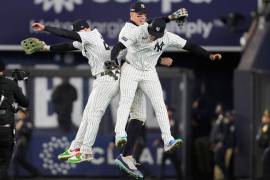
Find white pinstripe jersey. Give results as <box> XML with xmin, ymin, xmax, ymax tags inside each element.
<box><xmin>73</xmin><ymin>29</ymin><xmax>111</xmax><ymax>76</ymax></box>
<box><xmin>118</xmin><ymin>21</ymin><xmax>142</xmax><ymax>59</ymax></box>
<box><xmin>119</xmin><ymin>23</ymin><xmax>187</xmax><ymax>71</ymax></box>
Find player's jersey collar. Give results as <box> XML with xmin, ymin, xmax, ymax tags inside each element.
<box><xmin>129</xmin><ymin>20</ymin><xmax>139</xmax><ymax>26</ymax></box>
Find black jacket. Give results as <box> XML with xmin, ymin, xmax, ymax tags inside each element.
<box><xmin>0</xmin><ymin>75</ymin><xmax>28</xmax><ymax>125</ymax></box>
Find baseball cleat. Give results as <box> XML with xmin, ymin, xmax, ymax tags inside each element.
<box><xmin>115</xmin><ymin>154</ymin><xmax>143</xmax><ymax>180</ymax></box>
<box><xmin>115</xmin><ymin>136</ymin><xmax>127</xmax><ymax>148</ymax></box>
<box><xmin>67</xmin><ymin>153</ymin><xmax>93</xmax><ymax>164</ymax></box>
<box><xmin>58</xmin><ymin>148</ymin><xmax>80</xmax><ymax>161</ymax></box>
<box><xmin>164</xmin><ymin>138</ymin><xmax>183</xmax><ymax>153</ymax></box>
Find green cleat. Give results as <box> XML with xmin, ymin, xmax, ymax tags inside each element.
<box><xmin>67</xmin><ymin>153</ymin><xmax>93</xmax><ymax>164</ymax></box>
<box><xmin>58</xmin><ymin>148</ymin><xmax>80</xmax><ymax>161</ymax></box>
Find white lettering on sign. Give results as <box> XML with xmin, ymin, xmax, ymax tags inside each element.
<box><xmin>34</xmin><ymin>0</ymin><xmax>83</xmax><ymax>13</ymax></box>
<box><xmin>167</xmin><ymin>19</ymin><xmax>214</xmax><ymax>39</ymax></box>
<box><xmin>34</xmin><ymin>0</ymin><xmax>214</xmax><ymax>14</ymax></box>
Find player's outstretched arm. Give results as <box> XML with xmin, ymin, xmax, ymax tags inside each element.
<box><xmin>32</xmin><ymin>22</ymin><xmax>81</xmax><ymax>42</ymax></box>
<box><xmin>183</xmin><ymin>41</ymin><xmax>222</xmax><ymax>61</ymax></box>
<box><xmin>49</xmin><ymin>42</ymin><xmax>78</xmax><ymax>52</ymax></box>
<box><xmin>21</xmin><ymin>37</ymin><xmax>78</xmax><ymax>54</ymax></box>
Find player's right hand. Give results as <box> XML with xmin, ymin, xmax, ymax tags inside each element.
<box><xmin>32</xmin><ymin>22</ymin><xmax>45</xmax><ymax>32</ymax></box>
<box><xmin>210</xmin><ymin>53</ymin><xmax>222</xmax><ymax>61</ymax></box>
<box><xmin>160</xmin><ymin>57</ymin><xmax>173</xmax><ymax>67</ymax></box>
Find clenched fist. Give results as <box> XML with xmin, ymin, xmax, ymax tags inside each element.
<box><xmin>210</xmin><ymin>53</ymin><xmax>222</xmax><ymax>61</ymax></box>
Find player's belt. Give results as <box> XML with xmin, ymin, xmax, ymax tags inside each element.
<box><xmin>93</xmin><ymin>72</ymin><xmax>107</xmax><ymax>79</ymax></box>
<box><xmin>93</xmin><ymin>69</ymin><xmax>120</xmax><ymax>80</ymax></box>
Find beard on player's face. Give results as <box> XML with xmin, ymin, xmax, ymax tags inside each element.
<box><xmin>150</xmin><ymin>35</ymin><xmax>158</xmax><ymax>41</ymax></box>
<box><xmin>130</xmin><ymin>12</ymin><xmax>147</xmax><ymax>25</ymax></box>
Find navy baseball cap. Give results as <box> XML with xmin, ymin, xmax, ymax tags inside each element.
<box><xmin>72</xmin><ymin>19</ymin><xmax>90</xmax><ymax>31</ymax></box>
<box><xmin>148</xmin><ymin>18</ymin><xmax>166</xmax><ymax>38</ymax></box>
<box><xmin>0</xmin><ymin>58</ymin><xmax>5</xmax><ymax>72</ymax></box>
<box><xmin>130</xmin><ymin>1</ymin><xmax>147</xmax><ymax>13</ymax></box>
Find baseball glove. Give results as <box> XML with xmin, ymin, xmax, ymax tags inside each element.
<box><xmin>170</xmin><ymin>8</ymin><xmax>189</xmax><ymax>26</ymax></box>
<box><xmin>21</xmin><ymin>37</ymin><xmax>47</xmax><ymax>54</ymax></box>
<box><xmin>104</xmin><ymin>61</ymin><xmax>120</xmax><ymax>80</ymax></box>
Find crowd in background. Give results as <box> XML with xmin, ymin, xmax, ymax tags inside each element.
<box><xmin>5</xmin><ymin>83</ymin><xmax>270</xmax><ymax>180</ymax></box>
<box><xmin>191</xmin><ymin>97</ymin><xmax>236</xmax><ymax>180</ymax></box>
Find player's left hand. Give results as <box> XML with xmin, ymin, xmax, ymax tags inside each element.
<box><xmin>210</xmin><ymin>53</ymin><xmax>222</xmax><ymax>61</ymax></box>
<box><xmin>169</xmin><ymin>8</ymin><xmax>188</xmax><ymax>26</ymax></box>
<box><xmin>21</xmin><ymin>37</ymin><xmax>49</xmax><ymax>54</ymax></box>
<box><xmin>160</xmin><ymin>57</ymin><xmax>173</xmax><ymax>67</ymax></box>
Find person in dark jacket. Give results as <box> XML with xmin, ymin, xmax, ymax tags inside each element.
<box><xmin>0</xmin><ymin>58</ymin><xmax>29</xmax><ymax>180</ymax></box>
<box><xmin>51</xmin><ymin>78</ymin><xmax>77</xmax><ymax>132</ymax></box>
<box><xmin>210</xmin><ymin>108</ymin><xmax>236</xmax><ymax>180</ymax></box>
<box><xmin>256</xmin><ymin>109</ymin><xmax>270</xmax><ymax>180</ymax></box>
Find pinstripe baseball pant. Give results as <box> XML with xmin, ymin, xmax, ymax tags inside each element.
<box><xmin>70</xmin><ymin>75</ymin><xmax>119</xmax><ymax>154</ymax></box>
<box><xmin>70</xmin><ymin>73</ymin><xmax>147</xmax><ymax>154</ymax></box>
<box><xmin>115</xmin><ymin>62</ymin><xmax>174</xmax><ymax>145</ymax></box>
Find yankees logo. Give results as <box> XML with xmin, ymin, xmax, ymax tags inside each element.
<box><xmin>154</xmin><ymin>42</ymin><xmax>165</xmax><ymax>52</ymax></box>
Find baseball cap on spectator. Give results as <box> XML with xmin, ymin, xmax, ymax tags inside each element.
<box><xmin>148</xmin><ymin>18</ymin><xmax>166</xmax><ymax>38</ymax></box>
<box><xmin>0</xmin><ymin>58</ymin><xmax>5</xmax><ymax>72</ymax></box>
<box><xmin>72</xmin><ymin>19</ymin><xmax>90</xmax><ymax>31</ymax></box>
<box><xmin>130</xmin><ymin>1</ymin><xmax>147</xmax><ymax>13</ymax></box>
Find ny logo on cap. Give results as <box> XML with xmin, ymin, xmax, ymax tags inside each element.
<box><xmin>141</xmin><ymin>4</ymin><xmax>145</xmax><ymax>8</ymax></box>
<box><xmin>156</xmin><ymin>27</ymin><xmax>160</xmax><ymax>32</ymax></box>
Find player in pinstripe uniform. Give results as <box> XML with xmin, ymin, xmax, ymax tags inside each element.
<box><xmin>31</xmin><ymin>19</ymin><xmax>173</xmax><ymax>164</ymax></box>
<box><xmin>113</xmin><ymin>2</ymin><xmax>189</xmax><ymax>179</ymax></box>
<box><xmin>111</xmin><ymin>18</ymin><xmax>222</xmax><ymax>176</ymax></box>
<box><xmin>32</xmin><ymin>20</ymin><xmax>121</xmax><ymax>163</ymax></box>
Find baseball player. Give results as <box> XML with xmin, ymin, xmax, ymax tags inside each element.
<box><xmin>30</xmin><ymin>18</ymin><xmax>176</xmax><ymax>164</ymax></box>
<box><xmin>32</xmin><ymin>20</ymin><xmax>122</xmax><ymax>163</ymax></box>
<box><xmin>111</xmin><ymin>18</ymin><xmax>222</xmax><ymax>175</ymax></box>
<box><xmin>113</xmin><ymin>2</ymin><xmax>188</xmax><ymax>179</ymax></box>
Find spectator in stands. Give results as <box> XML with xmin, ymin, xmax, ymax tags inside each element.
<box><xmin>210</xmin><ymin>105</ymin><xmax>236</xmax><ymax>180</ymax></box>
<box><xmin>261</xmin><ymin>0</ymin><xmax>270</xmax><ymax>21</ymax></box>
<box><xmin>256</xmin><ymin>109</ymin><xmax>270</xmax><ymax>180</ymax></box>
<box><xmin>51</xmin><ymin>78</ymin><xmax>77</xmax><ymax>132</ymax></box>
<box><xmin>191</xmin><ymin>97</ymin><xmax>213</xmax><ymax>180</ymax></box>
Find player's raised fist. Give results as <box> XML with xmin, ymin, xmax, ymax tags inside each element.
<box><xmin>32</xmin><ymin>23</ymin><xmax>45</xmax><ymax>32</ymax></box>
<box><xmin>160</xmin><ymin>57</ymin><xmax>173</xmax><ymax>67</ymax></box>
<box><xmin>210</xmin><ymin>53</ymin><xmax>222</xmax><ymax>61</ymax></box>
